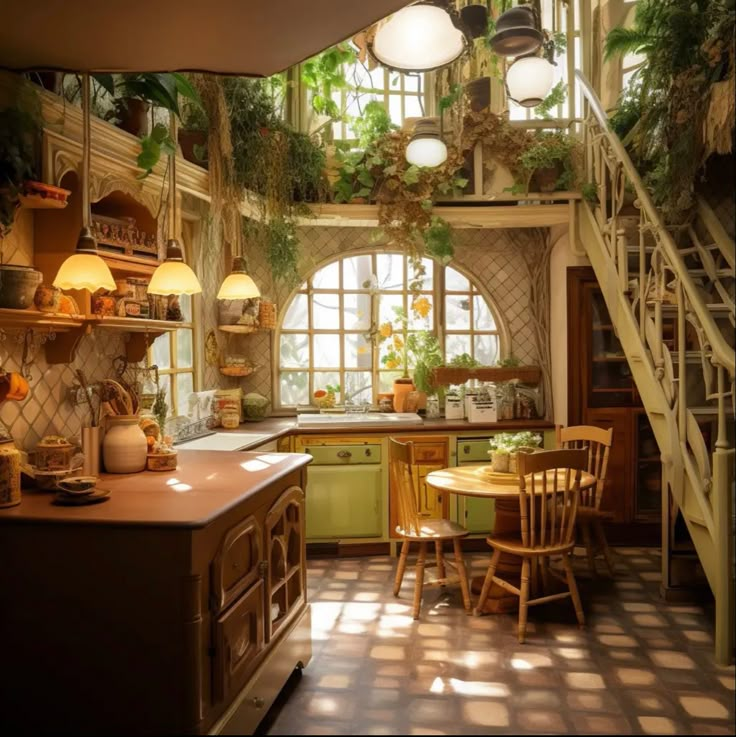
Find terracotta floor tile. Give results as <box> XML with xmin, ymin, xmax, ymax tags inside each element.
<box><xmin>263</xmin><ymin>550</ymin><xmax>736</xmax><ymax>736</ymax></box>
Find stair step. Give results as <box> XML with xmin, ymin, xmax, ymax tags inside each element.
<box><xmin>660</xmin><ymin>303</ymin><xmax>732</xmax><ymax>314</ymax></box>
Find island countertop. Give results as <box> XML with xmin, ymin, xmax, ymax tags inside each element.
<box><xmin>0</xmin><ymin>450</ymin><xmax>311</xmax><ymax>528</ymax></box>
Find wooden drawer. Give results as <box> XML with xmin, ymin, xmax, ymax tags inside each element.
<box><xmin>212</xmin><ymin>580</ymin><xmax>265</xmax><ymax>704</ymax></box>
<box><xmin>212</xmin><ymin>516</ymin><xmax>262</xmax><ymax>612</ymax></box>
<box><xmin>411</xmin><ymin>443</ymin><xmax>447</xmax><ymax>463</ymax></box>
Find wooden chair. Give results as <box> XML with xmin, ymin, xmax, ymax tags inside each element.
<box><xmin>389</xmin><ymin>437</ymin><xmax>471</xmax><ymax>619</ymax></box>
<box><xmin>557</xmin><ymin>424</ymin><xmax>615</xmax><ymax>577</ymax></box>
<box><xmin>474</xmin><ymin>448</ymin><xmax>588</xmax><ymax>643</ymax></box>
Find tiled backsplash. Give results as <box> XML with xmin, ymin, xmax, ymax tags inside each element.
<box><xmin>0</xmin><ymin>330</ymin><xmax>125</xmax><ymax>450</ymax></box>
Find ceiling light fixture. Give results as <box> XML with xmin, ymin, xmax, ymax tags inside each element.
<box><xmin>147</xmin><ymin>115</ymin><xmax>202</xmax><ymax>296</ymax></box>
<box><xmin>369</xmin><ymin>2</ymin><xmax>468</xmax><ymax>73</ymax></box>
<box><xmin>488</xmin><ymin>3</ymin><xmax>542</xmax><ymax>57</ymax></box>
<box><xmin>53</xmin><ymin>73</ymin><xmax>116</xmax><ymax>293</ymax></box>
<box><xmin>217</xmin><ymin>255</ymin><xmax>260</xmax><ymax>300</ymax></box>
<box><xmin>505</xmin><ymin>54</ymin><xmax>555</xmax><ymax>107</ymax></box>
<box><xmin>405</xmin><ymin>118</ymin><xmax>447</xmax><ymax>168</ymax></box>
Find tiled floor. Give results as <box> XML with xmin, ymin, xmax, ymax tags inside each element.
<box><xmin>263</xmin><ymin>548</ymin><xmax>735</xmax><ymax>735</ymax></box>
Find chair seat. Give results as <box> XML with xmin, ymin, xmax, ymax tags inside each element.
<box><xmin>486</xmin><ymin>532</ymin><xmax>574</xmax><ymax>557</ymax></box>
<box><xmin>397</xmin><ymin>518</ymin><xmax>469</xmax><ymax>540</ymax></box>
<box><xmin>577</xmin><ymin>506</ymin><xmax>615</xmax><ymax>521</ymax></box>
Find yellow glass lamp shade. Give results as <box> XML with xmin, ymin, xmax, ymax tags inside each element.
<box><xmin>52</xmin><ymin>226</ymin><xmax>116</xmax><ymax>292</ymax></box>
<box><xmin>217</xmin><ymin>257</ymin><xmax>260</xmax><ymax>300</ymax></box>
<box><xmin>371</xmin><ymin>4</ymin><xmax>466</xmax><ymax>72</ymax></box>
<box><xmin>147</xmin><ymin>239</ymin><xmax>202</xmax><ymax>296</ymax></box>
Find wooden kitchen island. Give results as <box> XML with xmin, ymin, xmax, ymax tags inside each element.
<box><xmin>0</xmin><ymin>450</ymin><xmax>312</xmax><ymax>736</ymax></box>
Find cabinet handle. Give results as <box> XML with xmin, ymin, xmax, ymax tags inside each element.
<box><xmin>337</xmin><ymin>450</ymin><xmax>352</xmax><ymax>459</ymax></box>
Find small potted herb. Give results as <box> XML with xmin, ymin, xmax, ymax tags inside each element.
<box><xmin>517</xmin><ymin>131</ymin><xmax>577</xmax><ymax>193</ymax></box>
<box><xmin>488</xmin><ymin>431</ymin><xmax>543</xmax><ymax>473</ymax></box>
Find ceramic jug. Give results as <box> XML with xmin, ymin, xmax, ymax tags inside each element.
<box><xmin>103</xmin><ymin>416</ymin><xmax>147</xmax><ymax>473</ymax></box>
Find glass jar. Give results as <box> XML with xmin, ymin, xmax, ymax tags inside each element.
<box><xmin>221</xmin><ymin>410</ymin><xmax>240</xmax><ymax>429</ymax></box>
<box><xmin>425</xmin><ymin>395</ymin><xmax>441</xmax><ymax>419</ymax></box>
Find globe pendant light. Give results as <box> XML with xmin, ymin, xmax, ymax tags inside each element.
<box><xmin>505</xmin><ymin>55</ymin><xmax>555</xmax><ymax>107</ymax></box>
<box><xmin>53</xmin><ymin>74</ymin><xmax>116</xmax><ymax>293</ymax></box>
<box><xmin>370</xmin><ymin>2</ymin><xmax>466</xmax><ymax>73</ymax></box>
<box><xmin>147</xmin><ymin>115</ymin><xmax>202</xmax><ymax>296</ymax></box>
<box><xmin>405</xmin><ymin>118</ymin><xmax>447</xmax><ymax>168</ymax></box>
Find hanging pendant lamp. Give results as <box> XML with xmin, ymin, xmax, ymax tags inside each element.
<box><xmin>505</xmin><ymin>55</ymin><xmax>555</xmax><ymax>107</ymax></box>
<box><xmin>53</xmin><ymin>74</ymin><xmax>116</xmax><ymax>293</ymax></box>
<box><xmin>405</xmin><ymin>118</ymin><xmax>447</xmax><ymax>168</ymax></box>
<box><xmin>369</xmin><ymin>1</ymin><xmax>467</xmax><ymax>73</ymax></box>
<box><xmin>147</xmin><ymin>115</ymin><xmax>202</xmax><ymax>296</ymax></box>
<box><xmin>216</xmin><ymin>208</ymin><xmax>260</xmax><ymax>300</ymax></box>
<box><xmin>488</xmin><ymin>3</ymin><xmax>543</xmax><ymax>57</ymax></box>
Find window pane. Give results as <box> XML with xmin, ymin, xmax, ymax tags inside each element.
<box><xmin>176</xmin><ymin>373</ymin><xmax>194</xmax><ymax>416</ymax></box>
<box><xmin>404</xmin><ymin>73</ymin><xmax>420</xmax><ymax>93</ymax></box>
<box><xmin>388</xmin><ymin>94</ymin><xmax>402</xmax><ymax>124</ymax></box>
<box><xmin>157</xmin><ymin>374</ymin><xmax>171</xmax><ymax>417</ymax></box>
<box><xmin>377</xmin><ymin>253</ymin><xmax>404</xmax><ymax>290</ymax></box>
<box><xmin>473</xmin><ymin>296</ymin><xmax>496</xmax><ymax>330</ymax></box>
<box><xmin>369</xmin><ymin>67</ymin><xmax>386</xmax><ymax>88</ymax></box>
<box><xmin>404</xmin><ymin>95</ymin><xmax>423</xmax><ymax>118</ymax></box>
<box><xmin>445</xmin><ymin>295</ymin><xmax>471</xmax><ymax>330</ymax></box>
<box><xmin>152</xmin><ymin>334</ymin><xmax>171</xmax><ymax>370</ymax></box>
<box><xmin>342</xmin><ymin>255</ymin><xmax>372</xmax><ymax>290</ymax></box>
<box><xmin>313</xmin><ymin>372</ymin><xmax>341</xmax><ymax>400</ymax></box>
<box><xmin>280</xmin><ymin>333</ymin><xmax>309</xmax><ymax>367</ymax></box>
<box><xmin>283</xmin><ymin>293</ymin><xmax>308</xmax><ymax>329</ymax></box>
<box><xmin>313</xmin><ymin>293</ymin><xmax>340</xmax><ymax>329</ymax></box>
<box><xmin>344</xmin><ymin>371</ymin><xmax>372</xmax><ymax>404</ymax></box>
<box><xmin>474</xmin><ymin>334</ymin><xmax>499</xmax><ymax>365</ymax></box>
<box><xmin>446</xmin><ymin>334</ymin><xmax>471</xmax><ymax>361</ymax></box>
<box><xmin>379</xmin><ymin>371</ymin><xmax>402</xmax><ymax>392</ymax></box>
<box><xmin>408</xmin><ymin>303</ymin><xmax>432</xmax><ymax>330</ymax></box>
<box><xmin>343</xmin><ymin>293</ymin><xmax>371</xmax><ymax>330</ymax></box>
<box><xmin>179</xmin><ymin>293</ymin><xmax>192</xmax><ymax>323</ymax></box>
<box><xmin>344</xmin><ymin>333</ymin><xmax>372</xmax><ymax>369</ymax></box>
<box><xmin>379</xmin><ymin>293</ymin><xmax>404</xmax><ymax>325</ymax></box>
<box><xmin>312</xmin><ymin>261</ymin><xmax>340</xmax><ymax>289</ymax></box>
<box><xmin>176</xmin><ymin>329</ymin><xmax>193</xmax><ymax>368</ymax></box>
<box><xmin>313</xmin><ymin>333</ymin><xmax>340</xmax><ymax>367</ymax></box>
<box><xmin>445</xmin><ymin>267</ymin><xmax>469</xmax><ymax>291</ymax></box>
<box><xmin>281</xmin><ymin>371</ymin><xmax>309</xmax><ymax>406</ymax></box>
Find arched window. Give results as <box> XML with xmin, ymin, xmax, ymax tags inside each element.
<box><xmin>277</xmin><ymin>252</ymin><xmax>506</xmax><ymax>407</ymax></box>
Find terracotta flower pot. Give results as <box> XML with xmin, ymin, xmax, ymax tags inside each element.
<box><xmin>0</xmin><ymin>264</ymin><xmax>43</xmax><ymax>309</ymax></box>
<box><xmin>392</xmin><ymin>378</ymin><xmax>415</xmax><ymax>413</ymax></box>
<box><xmin>116</xmin><ymin>98</ymin><xmax>150</xmax><ymax>137</ymax></box>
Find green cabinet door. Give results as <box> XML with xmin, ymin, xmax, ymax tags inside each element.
<box><xmin>463</xmin><ymin>495</ymin><xmax>496</xmax><ymax>534</ymax></box>
<box><xmin>305</xmin><ymin>465</ymin><xmax>383</xmax><ymax>539</ymax></box>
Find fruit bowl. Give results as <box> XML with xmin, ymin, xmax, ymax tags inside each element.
<box><xmin>57</xmin><ymin>476</ymin><xmax>98</xmax><ymax>495</ymax></box>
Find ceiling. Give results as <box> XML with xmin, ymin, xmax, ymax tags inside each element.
<box><xmin>0</xmin><ymin>0</ymin><xmax>412</xmax><ymax>76</ymax></box>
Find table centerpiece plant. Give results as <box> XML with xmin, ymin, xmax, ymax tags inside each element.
<box><xmin>488</xmin><ymin>431</ymin><xmax>543</xmax><ymax>474</ymax></box>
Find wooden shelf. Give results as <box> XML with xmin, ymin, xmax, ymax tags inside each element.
<box><xmin>92</xmin><ymin>317</ymin><xmax>190</xmax><ymax>362</ymax></box>
<box><xmin>217</xmin><ymin>324</ymin><xmax>264</xmax><ymax>334</ymax></box>
<box><xmin>99</xmin><ymin>252</ymin><xmax>159</xmax><ymax>277</ymax></box>
<box><xmin>0</xmin><ymin>308</ymin><xmax>85</xmax><ymax>331</ymax></box>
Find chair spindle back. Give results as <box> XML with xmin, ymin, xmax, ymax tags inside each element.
<box><xmin>517</xmin><ymin>448</ymin><xmax>588</xmax><ymax>550</ymax></box>
<box><xmin>389</xmin><ymin>437</ymin><xmax>421</xmax><ymax>536</ymax></box>
<box><xmin>556</xmin><ymin>425</ymin><xmax>613</xmax><ymax>509</ymax></box>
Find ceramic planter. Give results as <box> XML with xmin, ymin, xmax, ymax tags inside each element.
<box><xmin>116</xmin><ymin>98</ymin><xmax>150</xmax><ymax>137</ymax></box>
<box><xmin>392</xmin><ymin>378</ymin><xmax>415</xmax><ymax>413</ymax></box>
<box><xmin>178</xmin><ymin>129</ymin><xmax>208</xmax><ymax>167</ymax></box>
<box><xmin>0</xmin><ymin>265</ymin><xmax>43</xmax><ymax>309</ymax></box>
<box><xmin>465</xmin><ymin>77</ymin><xmax>491</xmax><ymax>113</ymax></box>
<box><xmin>532</xmin><ymin>165</ymin><xmax>561</xmax><ymax>193</ymax></box>
<box><xmin>103</xmin><ymin>416</ymin><xmax>147</xmax><ymax>473</ymax></box>
<box><xmin>0</xmin><ymin>438</ymin><xmax>21</xmax><ymax>508</ymax></box>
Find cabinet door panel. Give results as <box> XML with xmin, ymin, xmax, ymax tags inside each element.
<box><xmin>305</xmin><ymin>465</ymin><xmax>382</xmax><ymax>539</ymax></box>
<box><xmin>584</xmin><ymin>407</ymin><xmax>633</xmax><ymax>523</ymax></box>
<box><xmin>212</xmin><ymin>580</ymin><xmax>265</xmax><ymax>704</ymax></box>
<box><xmin>414</xmin><ymin>464</ymin><xmax>444</xmax><ymax>518</ymax></box>
<box><xmin>211</xmin><ymin>516</ymin><xmax>262</xmax><ymax>612</ymax></box>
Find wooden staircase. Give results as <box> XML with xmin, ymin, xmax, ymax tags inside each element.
<box><xmin>574</xmin><ymin>71</ymin><xmax>735</xmax><ymax>664</ymax></box>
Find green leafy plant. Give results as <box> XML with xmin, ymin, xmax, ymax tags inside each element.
<box><xmin>497</xmin><ymin>355</ymin><xmax>521</xmax><ymax>368</ymax></box>
<box><xmin>152</xmin><ymin>386</ymin><xmax>168</xmax><ymax>436</ymax></box>
<box><xmin>301</xmin><ymin>44</ymin><xmax>357</xmax><ymax>122</ymax></box>
<box><xmin>516</xmin><ymin>131</ymin><xmax>578</xmax><ymax>191</ymax></box>
<box><xmin>534</xmin><ymin>80</ymin><xmax>567</xmax><ymax>119</ymax></box>
<box><xmin>352</xmin><ymin>101</ymin><xmax>397</xmax><ymax>149</ymax></box>
<box><xmin>136</xmin><ymin>123</ymin><xmax>176</xmax><ymax>178</ymax></box>
<box><xmin>407</xmin><ymin>331</ymin><xmax>443</xmax><ymax>394</ymax></box>
<box><xmin>489</xmin><ymin>431</ymin><xmax>542</xmax><ymax>454</ymax></box>
<box><xmin>422</xmin><ymin>215</ymin><xmax>454</xmax><ymax>263</ymax></box>
<box><xmin>581</xmin><ymin>182</ymin><xmax>598</xmax><ymax>203</ymax></box>
<box><xmin>448</xmin><ymin>353</ymin><xmax>481</xmax><ymax>368</ymax></box>
<box><xmin>266</xmin><ymin>216</ymin><xmax>301</xmax><ymax>287</ymax></box>
<box><xmin>0</xmin><ymin>101</ymin><xmax>41</xmax><ymax>235</ymax></box>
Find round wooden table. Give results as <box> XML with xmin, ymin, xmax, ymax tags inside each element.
<box><xmin>426</xmin><ymin>465</ymin><xmax>597</xmax><ymax>614</ymax></box>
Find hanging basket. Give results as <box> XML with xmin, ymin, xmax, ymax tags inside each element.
<box><xmin>258</xmin><ymin>300</ymin><xmax>277</xmax><ymax>330</ymax></box>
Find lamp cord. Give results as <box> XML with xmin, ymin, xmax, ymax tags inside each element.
<box><xmin>82</xmin><ymin>72</ymin><xmax>91</xmax><ymax>228</ymax></box>
<box><xmin>169</xmin><ymin>111</ymin><xmax>177</xmax><ymax>241</ymax></box>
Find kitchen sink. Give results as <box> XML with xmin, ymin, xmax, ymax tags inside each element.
<box><xmin>296</xmin><ymin>412</ymin><xmax>423</xmax><ymax>426</ymax></box>
<box><xmin>175</xmin><ymin>431</ymin><xmax>274</xmax><ymax>451</ymax></box>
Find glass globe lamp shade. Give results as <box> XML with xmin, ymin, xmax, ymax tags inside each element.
<box><xmin>371</xmin><ymin>4</ymin><xmax>466</xmax><ymax>72</ymax></box>
<box><xmin>147</xmin><ymin>239</ymin><xmax>202</xmax><ymax>296</ymax></box>
<box><xmin>406</xmin><ymin>136</ymin><xmax>448</xmax><ymax>168</ymax></box>
<box><xmin>217</xmin><ymin>257</ymin><xmax>261</xmax><ymax>300</ymax></box>
<box><xmin>52</xmin><ymin>226</ymin><xmax>116</xmax><ymax>292</ymax></box>
<box><xmin>506</xmin><ymin>56</ymin><xmax>555</xmax><ymax>107</ymax></box>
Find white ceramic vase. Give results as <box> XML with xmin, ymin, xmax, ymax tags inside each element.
<box><xmin>103</xmin><ymin>416</ymin><xmax>147</xmax><ymax>473</ymax></box>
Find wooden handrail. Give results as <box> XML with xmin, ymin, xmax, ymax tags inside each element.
<box><xmin>697</xmin><ymin>197</ymin><xmax>735</xmax><ymax>271</ymax></box>
<box><xmin>575</xmin><ymin>71</ymin><xmax>735</xmax><ymax>377</ymax></box>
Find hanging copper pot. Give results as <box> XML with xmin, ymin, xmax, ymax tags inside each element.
<box><xmin>489</xmin><ymin>4</ymin><xmax>542</xmax><ymax>57</ymax></box>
